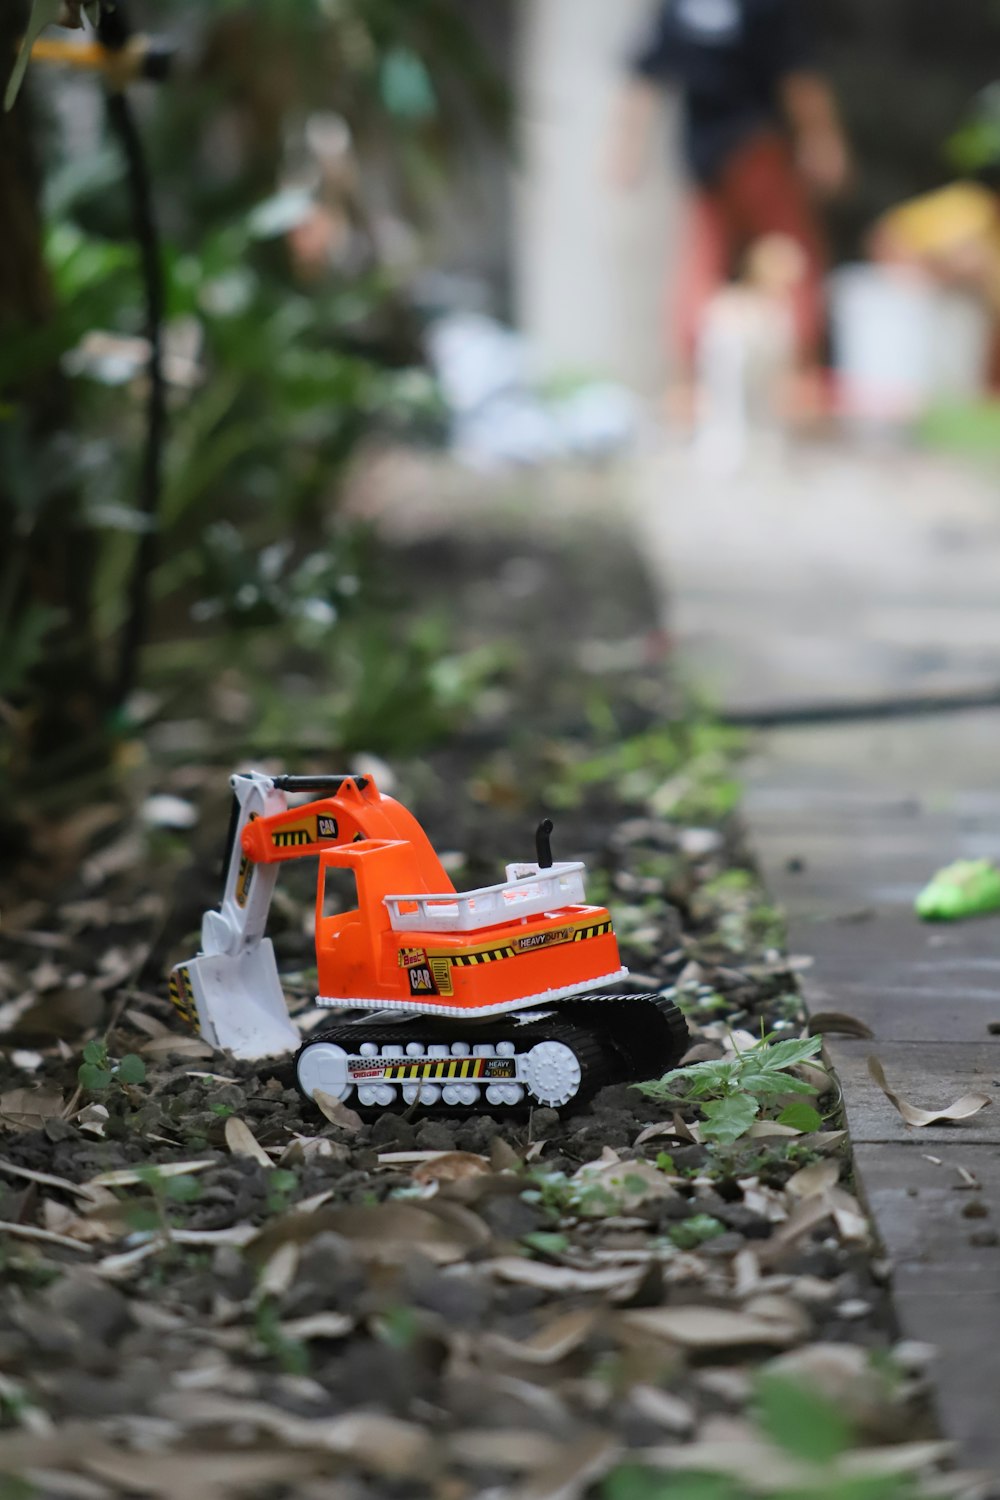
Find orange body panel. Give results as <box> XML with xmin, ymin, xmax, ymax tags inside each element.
<box><xmin>241</xmin><ymin>779</ymin><xmax>622</xmax><ymax>1013</ymax></box>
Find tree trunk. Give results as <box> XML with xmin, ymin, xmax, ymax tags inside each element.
<box><xmin>0</xmin><ymin>4</ymin><xmax>105</xmax><ymax>815</ymax></box>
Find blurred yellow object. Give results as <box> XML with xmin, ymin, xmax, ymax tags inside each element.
<box><xmin>875</xmin><ymin>182</ymin><xmax>1000</xmax><ymax>311</ymax></box>
<box><xmin>30</xmin><ymin>36</ymin><xmax>108</xmax><ymax>69</ymax></box>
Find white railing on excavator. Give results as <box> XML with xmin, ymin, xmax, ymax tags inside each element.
<box><xmin>384</xmin><ymin>861</ymin><xmax>587</xmax><ymax>933</ymax></box>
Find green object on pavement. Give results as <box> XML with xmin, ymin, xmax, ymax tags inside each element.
<box><xmin>915</xmin><ymin>859</ymin><xmax>1000</xmax><ymax>921</ymax></box>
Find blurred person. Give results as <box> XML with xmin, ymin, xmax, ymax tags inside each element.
<box><xmin>610</xmin><ymin>0</ymin><xmax>850</xmax><ymax>406</ymax></box>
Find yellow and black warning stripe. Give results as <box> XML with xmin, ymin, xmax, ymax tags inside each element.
<box><xmin>373</xmin><ymin>1057</ymin><xmax>517</xmax><ymax>1083</ymax></box>
<box><xmin>235</xmin><ymin>812</ymin><xmax>258</xmax><ymax>907</ymax></box>
<box><xmin>574</xmin><ymin>920</ymin><xmax>613</xmax><ymax>941</ymax></box>
<box><xmin>168</xmin><ymin>966</ymin><xmax>200</xmax><ymax>1033</ymax></box>
<box><xmin>273</xmin><ymin>826</ymin><xmax>314</xmax><ymax>848</ymax></box>
<box><xmin>235</xmin><ymin>851</ymin><xmax>253</xmax><ymax>907</ymax></box>
<box><xmin>450</xmin><ymin>945</ymin><xmax>516</xmax><ymax>968</ymax></box>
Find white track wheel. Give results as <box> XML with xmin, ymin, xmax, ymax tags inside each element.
<box><xmin>296</xmin><ymin>1042</ymin><xmax>352</xmax><ymax>1103</ymax></box>
<box><xmin>522</xmin><ymin>1041</ymin><xmax>582</xmax><ymax>1109</ymax></box>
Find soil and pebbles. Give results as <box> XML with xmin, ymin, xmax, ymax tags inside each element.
<box><xmin>0</xmin><ymin>528</ymin><xmax>969</xmax><ymax>1499</ymax></box>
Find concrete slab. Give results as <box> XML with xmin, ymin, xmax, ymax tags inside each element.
<box><xmin>746</xmin><ymin>729</ymin><xmax>1000</xmax><ymax>1472</ymax></box>
<box><xmin>854</xmin><ymin>1144</ymin><xmax>1000</xmax><ymax>1470</ymax></box>
<box><xmin>825</xmin><ymin>1039</ymin><xmax>1000</xmax><ymax>1145</ymax></box>
<box><xmin>853</xmin><ymin>1143</ymin><xmax>1000</xmax><ymax>1275</ymax></box>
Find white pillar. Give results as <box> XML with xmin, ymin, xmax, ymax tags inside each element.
<box><xmin>514</xmin><ymin>0</ymin><xmax>683</xmax><ymax>394</ymax></box>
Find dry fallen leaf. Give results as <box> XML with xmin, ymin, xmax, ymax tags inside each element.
<box><xmin>41</xmin><ymin>1198</ymin><xmax>123</xmax><ymax>1244</ymax></box>
<box><xmin>0</xmin><ymin>1219</ymin><xmax>93</xmax><ymax>1253</ymax></box>
<box><xmin>0</xmin><ymin>1086</ymin><xmax>64</xmax><ymax>1130</ymax></box>
<box><xmin>629</xmin><ymin>1384</ymin><xmax>696</xmax><ymax>1436</ymax></box>
<box><xmin>85</xmin><ymin>1446</ymin><xmax>318</xmax><ymax>1500</ymax></box>
<box><xmin>486</xmin><ymin>1257</ymin><xmax>646</xmax><ymax>1298</ymax></box>
<box><xmin>510</xmin><ymin>1431</ymin><xmax>620</xmax><ymax>1500</ymax></box>
<box><xmin>156</xmin><ymin>1394</ymin><xmax>433</xmax><ymax>1478</ymax></box>
<box><xmin>279</xmin><ymin>1311</ymin><xmax>353</xmax><ymax>1343</ymax></box>
<box><xmin>622</xmin><ymin>1304</ymin><xmax>805</xmax><ymax>1350</ymax></box>
<box><xmin>251</xmin><ymin>1200</ymin><xmax>488</xmax><ymax>1266</ymax></box>
<box><xmin>87</xmin><ymin>1161</ymin><xmax>216</xmax><ymax>1189</ymax></box>
<box><xmin>312</xmin><ymin>1089</ymin><xmax>363</xmax><ymax>1133</ymax></box>
<box><xmin>447</xmin><ymin>1428</ymin><xmax>561</xmax><ymax>1474</ymax></box>
<box><xmin>139</xmin><ymin>1035</ymin><xmax>214</xmax><ymax>1059</ymax></box>
<box><xmin>868</xmin><ymin>1057</ymin><xmax>992</xmax><ymax>1128</ymax></box>
<box><xmin>786</xmin><ymin>1160</ymin><xmax>840</xmax><ymax>1199</ymax></box>
<box><xmin>0</xmin><ymin>1157</ymin><xmax>100</xmax><ymax>1202</ymax></box>
<box><xmin>255</xmin><ymin>1241</ymin><xmax>299</xmax><ymax>1301</ymax></box>
<box><xmin>490</xmin><ymin>1135</ymin><xmax>522</xmax><ymax>1172</ymax></box>
<box><xmin>74</xmin><ymin>1102</ymin><xmax>109</xmax><ymax>1137</ymax></box>
<box><xmin>809</xmin><ymin>1011</ymin><xmax>875</xmax><ymax>1039</ymax></box>
<box><xmin>224</xmin><ymin>1116</ymin><xmax>273</xmax><ymax>1169</ymax></box>
<box><xmin>412</xmin><ymin>1151</ymin><xmax>490</xmax><ymax>1185</ymax></box>
<box><xmin>486</xmin><ymin>1307</ymin><xmax>598</xmax><ymax>1366</ymax></box>
<box><xmin>278</xmin><ymin>1135</ymin><xmax>349</xmax><ymax>1167</ymax></box>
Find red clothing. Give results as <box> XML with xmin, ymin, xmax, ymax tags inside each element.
<box><xmin>671</xmin><ymin>130</ymin><xmax>827</xmax><ymax>367</ymax></box>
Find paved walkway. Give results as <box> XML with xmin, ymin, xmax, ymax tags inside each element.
<box><xmin>638</xmin><ymin>439</ymin><xmax>1000</xmax><ymax>1474</ymax></box>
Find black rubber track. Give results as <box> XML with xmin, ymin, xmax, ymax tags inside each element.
<box><xmin>294</xmin><ymin>992</ymin><xmax>689</xmax><ymax>1118</ymax></box>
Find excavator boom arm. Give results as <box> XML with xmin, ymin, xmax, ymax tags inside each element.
<box><xmin>239</xmin><ymin>776</ymin><xmax>447</xmax><ymax>876</ymax></box>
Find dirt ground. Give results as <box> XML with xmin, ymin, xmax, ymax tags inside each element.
<box><xmin>0</xmin><ymin>525</ymin><xmax>961</xmax><ymax>1500</ymax></box>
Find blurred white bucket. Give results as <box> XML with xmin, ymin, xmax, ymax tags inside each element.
<box><xmin>829</xmin><ymin>264</ymin><xmax>991</xmax><ymax>424</ymax></box>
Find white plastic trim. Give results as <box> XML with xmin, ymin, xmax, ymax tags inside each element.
<box><xmin>315</xmin><ymin>967</ymin><xmax>629</xmax><ymax>1019</ymax></box>
<box><xmin>383</xmin><ymin>861</ymin><xmax>587</xmax><ymax>933</ymax></box>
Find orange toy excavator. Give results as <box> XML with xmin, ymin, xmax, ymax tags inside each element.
<box><xmin>170</xmin><ymin>772</ymin><xmax>688</xmax><ymax>1114</ymax></box>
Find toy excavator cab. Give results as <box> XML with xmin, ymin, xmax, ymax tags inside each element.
<box><xmin>169</xmin><ymin>770</ymin><xmax>689</xmax><ymax>1115</ymax></box>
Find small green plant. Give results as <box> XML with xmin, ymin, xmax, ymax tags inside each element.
<box><xmin>374</xmin><ymin>1304</ymin><xmax>420</xmax><ymax>1351</ymax></box>
<box><xmin>637</xmin><ymin>1034</ymin><xmax>825</xmax><ymax>1145</ymax></box>
<box><xmin>669</xmin><ymin>1214</ymin><xmax>725</xmax><ymax>1250</ymax></box>
<box><xmin>120</xmin><ymin>1166</ymin><xmax>204</xmax><ymax>1243</ymax></box>
<box><xmin>254</xmin><ymin>1297</ymin><xmax>309</xmax><ymax>1376</ymax></box>
<box><xmin>78</xmin><ymin>1039</ymin><xmax>146</xmax><ymax>1094</ymax></box>
<box><xmin>521</xmin><ymin>1230</ymin><xmax>570</xmax><ymax>1257</ymax></box>
<box><xmin>265</xmin><ymin>1169</ymin><xmax>299</xmax><ymax>1216</ymax></box>
<box><xmin>521</xmin><ymin>1167</ymin><xmax>618</xmax><ymax>1220</ymax></box>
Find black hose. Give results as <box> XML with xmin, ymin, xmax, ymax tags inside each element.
<box><xmin>721</xmin><ymin>685</ymin><xmax>1000</xmax><ymax>729</ymax></box>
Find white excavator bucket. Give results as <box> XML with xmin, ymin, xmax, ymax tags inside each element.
<box><xmin>169</xmin><ymin>941</ymin><xmax>298</xmax><ymax>1059</ymax></box>
<box><xmin>168</xmin><ymin>773</ymin><xmax>301</xmax><ymax>1060</ymax></box>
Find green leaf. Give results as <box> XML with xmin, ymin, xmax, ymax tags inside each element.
<box><xmin>777</xmin><ymin>1101</ymin><xmax>824</xmax><ymax>1133</ymax></box>
<box><xmin>756</xmin><ymin>1372</ymin><xmax>853</xmax><ymax>1463</ymax></box>
<box><xmin>669</xmin><ymin>1214</ymin><xmax>726</xmax><ymax>1250</ymax></box>
<box><xmin>165</xmin><ymin>1175</ymin><xmax>201</xmax><ymax>1204</ymax></box>
<box><xmin>124</xmin><ymin>1204</ymin><xmax>160</xmax><ymax>1233</ymax></box>
<box><xmin>82</xmin><ymin>1040</ymin><xmax>107</xmax><ymax>1066</ymax></box>
<box><xmin>522</xmin><ymin>1231</ymin><xmax>569</xmax><ymax>1257</ymax></box>
<box><xmin>116</xmin><ymin>1055</ymin><xmax>146</xmax><ymax>1086</ymax></box>
<box><xmin>655</xmin><ymin>1152</ymin><xmax>676</xmax><ymax>1173</ymax></box>
<box><xmin>750</xmin><ymin>1035</ymin><xmax>824</xmax><ymax>1072</ymax></box>
<box><xmin>605</xmin><ymin>1466</ymin><xmax>739</xmax><ymax>1500</ymax></box>
<box><xmin>738</xmin><ymin>1071</ymin><xmax>816</xmax><ymax>1097</ymax></box>
<box><xmin>78</xmin><ymin>1064</ymin><xmax>112</xmax><ymax>1092</ymax></box>
<box><xmin>700</xmin><ymin>1094</ymin><xmax>760</xmax><ymax>1144</ymax></box>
